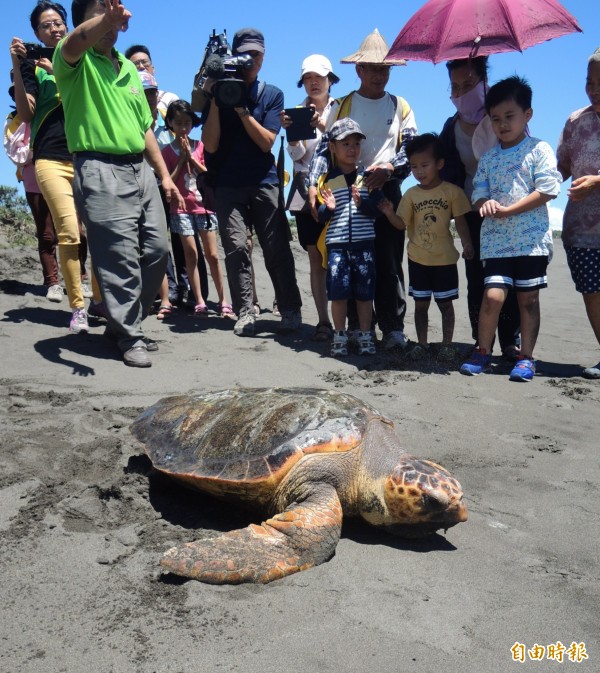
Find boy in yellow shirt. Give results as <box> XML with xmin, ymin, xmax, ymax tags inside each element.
<box><xmin>379</xmin><ymin>133</ymin><xmax>473</xmax><ymax>358</ymax></box>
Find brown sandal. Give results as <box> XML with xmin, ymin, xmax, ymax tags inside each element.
<box><xmin>156</xmin><ymin>304</ymin><xmax>173</xmax><ymax>320</ymax></box>
<box><xmin>313</xmin><ymin>321</ymin><xmax>333</xmax><ymax>342</ymax></box>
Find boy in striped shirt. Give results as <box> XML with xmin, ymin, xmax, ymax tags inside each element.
<box><xmin>317</xmin><ymin>119</ymin><xmax>381</xmax><ymax>357</ymax></box>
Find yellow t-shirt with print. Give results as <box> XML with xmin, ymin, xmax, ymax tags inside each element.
<box><xmin>397</xmin><ymin>181</ymin><xmax>471</xmax><ymax>266</ymax></box>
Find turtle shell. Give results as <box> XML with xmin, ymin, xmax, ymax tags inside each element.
<box><xmin>131</xmin><ymin>388</ymin><xmax>389</xmax><ymax>500</ymax></box>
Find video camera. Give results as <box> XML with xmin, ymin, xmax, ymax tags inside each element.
<box><xmin>191</xmin><ymin>29</ymin><xmax>254</xmax><ymax>112</ymax></box>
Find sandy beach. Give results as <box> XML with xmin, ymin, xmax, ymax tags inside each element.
<box><xmin>0</xmin><ymin>236</ymin><xmax>597</xmax><ymax>673</ymax></box>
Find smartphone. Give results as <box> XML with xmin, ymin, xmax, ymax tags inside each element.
<box><xmin>24</xmin><ymin>43</ymin><xmax>55</xmax><ymax>61</ymax></box>
<box><xmin>284</xmin><ymin>107</ymin><xmax>316</xmax><ymax>142</ymax></box>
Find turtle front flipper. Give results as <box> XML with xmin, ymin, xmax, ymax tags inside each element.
<box><xmin>160</xmin><ymin>484</ymin><xmax>343</xmax><ymax>584</ymax></box>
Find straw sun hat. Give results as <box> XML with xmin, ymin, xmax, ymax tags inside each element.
<box><xmin>340</xmin><ymin>28</ymin><xmax>406</xmax><ymax>66</ymax></box>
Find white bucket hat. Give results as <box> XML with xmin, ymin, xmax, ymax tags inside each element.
<box><xmin>297</xmin><ymin>54</ymin><xmax>340</xmax><ymax>87</ymax></box>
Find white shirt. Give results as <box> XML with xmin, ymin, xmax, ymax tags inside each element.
<box><xmin>325</xmin><ymin>92</ymin><xmax>400</xmax><ymax>167</ymax></box>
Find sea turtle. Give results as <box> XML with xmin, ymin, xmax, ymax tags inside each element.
<box><xmin>131</xmin><ymin>388</ymin><xmax>467</xmax><ymax>584</ymax></box>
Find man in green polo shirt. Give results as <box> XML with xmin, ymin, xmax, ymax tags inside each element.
<box><xmin>53</xmin><ymin>0</ymin><xmax>183</xmax><ymax>368</ymax></box>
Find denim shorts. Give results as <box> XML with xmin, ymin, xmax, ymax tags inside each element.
<box><xmin>170</xmin><ymin>212</ymin><xmax>217</xmax><ymax>236</ymax></box>
<box><xmin>326</xmin><ymin>241</ymin><xmax>376</xmax><ymax>301</ymax></box>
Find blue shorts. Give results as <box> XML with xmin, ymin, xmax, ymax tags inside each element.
<box><xmin>482</xmin><ymin>256</ymin><xmax>548</xmax><ymax>292</ymax></box>
<box><xmin>326</xmin><ymin>241</ymin><xmax>376</xmax><ymax>301</ymax></box>
<box><xmin>170</xmin><ymin>212</ymin><xmax>218</xmax><ymax>236</ymax></box>
<box><xmin>408</xmin><ymin>259</ymin><xmax>458</xmax><ymax>303</ymax></box>
<box><xmin>564</xmin><ymin>246</ymin><xmax>600</xmax><ymax>294</ymax></box>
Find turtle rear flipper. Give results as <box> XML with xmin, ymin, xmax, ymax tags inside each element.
<box><xmin>160</xmin><ymin>484</ymin><xmax>343</xmax><ymax>584</ymax></box>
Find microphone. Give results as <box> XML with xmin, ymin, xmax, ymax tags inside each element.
<box><xmin>205</xmin><ymin>54</ymin><xmax>224</xmax><ymax>79</ymax></box>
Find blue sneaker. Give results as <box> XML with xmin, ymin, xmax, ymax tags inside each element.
<box><xmin>509</xmin><ymin>357</ymin><xmax>535</xmax><ymax>382</ymax></box>
<box><xmin>459</xmin><ymin>349</ymin><xmax>492</xmax><ymax>376</ymax></box>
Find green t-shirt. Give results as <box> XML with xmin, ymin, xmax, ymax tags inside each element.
<box><xmin>53</xmin><ymin>38</ymin><xmax>152</xmax><ymax>154</ymax></box>
<box><xmin>28</xmin><ymin>65</ymin><xmax>60</xmax><ymax>145</ymax></box>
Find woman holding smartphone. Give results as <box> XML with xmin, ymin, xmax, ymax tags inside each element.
<box><xmin>281</xmin><ymin>54</ymin><xmax>339</xmax><ymax>342</ymax></box>
<box><xmin>9</xmin><ymin>1</ymin><xmax>92</xmax><ymax>333</ymax></box>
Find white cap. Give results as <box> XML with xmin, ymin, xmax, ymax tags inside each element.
<box><xmin>297</xmin><ymin>54</ymin><xmax>340</xmax><ymax>87</ymax></box>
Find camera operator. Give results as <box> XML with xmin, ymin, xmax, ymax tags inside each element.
<box><xmin>202</xmin><ymin>28</ymin><xmax>302</xmax><ymax>337</ymax></box>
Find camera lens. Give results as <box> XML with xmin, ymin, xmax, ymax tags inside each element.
<box><xmin>214</xmin><ymin>80</ymin><xmax>247</xmax><ymax>108</ymax></box>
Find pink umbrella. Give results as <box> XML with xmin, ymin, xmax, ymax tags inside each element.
<box><xmin>387</xmin><ymin>0</ymin><xmax>582</xmax><ymax>64</ymax></box>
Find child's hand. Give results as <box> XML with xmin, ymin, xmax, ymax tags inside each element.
<box><xmin>378</xmin><ymin>198</ymin><xmax>393</xmax><ymax>214</ymax></box>
<box><xmin>321</xmin><ymin>188</ymin><xmax>335</xmax><ymax>210</ymax></box>
<box><xmin>351</xmin><ymin>184</ymin><xmax>361</xmax><ymax>207</ymax></box>
<box><xmin>462</xmin><ymin>243</ymin><xmax>475</xmax><ymax>260</ymax></box>
<box><xmin>479</xmin><ymin>199</ymin><xmax>508</xmax><ymax>218</ymax></box>
<box><xmin>180</xmin><ymin>136</ymin><xmax>192</xmax><ymax>159</ymax></box>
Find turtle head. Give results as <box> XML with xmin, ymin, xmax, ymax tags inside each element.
<box><xmin>359</xmin><ymin>457</ymin><xmax>468</xmax><ymax>538</ymax></box>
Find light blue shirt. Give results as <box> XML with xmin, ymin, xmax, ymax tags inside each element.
<box><xmin>472</xmin><ymin>136</ymin><xmax>561</xmax><ymax>258</ymax></box>
<box><xmin>153</xmin><ymin>111</ymin><xmax>173</xmax><ymax>150</ymax></box>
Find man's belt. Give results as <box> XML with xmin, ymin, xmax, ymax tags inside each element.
<box><xmin>74</xmin><ymin>151</ymin><xmax>144</xmax><ymax>164</ymax></box>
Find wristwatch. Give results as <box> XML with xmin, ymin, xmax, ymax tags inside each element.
<box><xmin>238</xmin><ymin>107</ymin><xmax>251</xmax><ymax>118</ymax></box>
<box><xmin>382</xmin><ymin>167</ymin><xmax>393</xmax><ymax>180</ymax></box>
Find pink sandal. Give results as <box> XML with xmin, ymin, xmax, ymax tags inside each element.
<box><xmin>218</xmin><ymin>302</ymin><xmax>235</xmax><ymax>319</ymax></box>
<box><xmin>194</xmin><ymin>303</ymin><xmax>208</xmax><ymax>316</ymax></box>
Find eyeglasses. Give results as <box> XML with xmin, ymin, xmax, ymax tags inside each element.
<box><xmin>132</xmin><ymin>58</ymin><xmax>152</xmax><ymax>69</ymax></box>
<box><xmin>38</xmin><ymin>19</ymin><xmax>66</xmax><ymax>30</ymax></box>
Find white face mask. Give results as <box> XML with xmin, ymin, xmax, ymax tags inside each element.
<box><xmin>450</xmin><ymin>80</ymin><xmax>486</xmax><ymax>124</ymax></box>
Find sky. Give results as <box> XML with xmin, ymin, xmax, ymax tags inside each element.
<box><xmin>1</xmin><ymin>0</ymin><xmax>598</xmax><ymax>222</ymax></box>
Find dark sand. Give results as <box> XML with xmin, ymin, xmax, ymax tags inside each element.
<box><xmin>0</xmin><ymin>238</ymin><xmax>597</xmax><ymax>673</ymax></box>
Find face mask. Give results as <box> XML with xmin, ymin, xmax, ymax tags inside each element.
<box><xmin>450</xmin><ymin>80</ymin><xmax>486</xmax><ymax>124</ymax></box>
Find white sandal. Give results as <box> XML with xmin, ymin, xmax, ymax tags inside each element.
<box><xmin>331</xmin><ymin>331</ymin><xmax>349</xmax><ymax>357</ymax></box>
<box><xmin>356</xmin><ymin>330</ymin><xmax>376</xmax><ymax>355</ymax></box>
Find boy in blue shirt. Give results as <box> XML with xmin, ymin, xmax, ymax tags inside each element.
<box><xmin>459</xmin><ymin>76</ymin><xmax>561</xmax><ymax>381</ymax></box>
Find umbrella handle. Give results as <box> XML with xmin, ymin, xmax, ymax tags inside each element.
<box><xmin>469</xmin><ymin>36</ymin><xmax>482</xmax><ymax>60</ymax></box>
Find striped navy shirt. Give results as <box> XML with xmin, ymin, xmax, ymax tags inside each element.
<box><xmin>317</xmin><ymin>168</ymin><xmax>378</xmax><ymax>245</ymax></box>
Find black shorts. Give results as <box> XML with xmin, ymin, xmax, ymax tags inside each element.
<box><xmin>293</xmin><ymin>210</ymin><xmax>326</xmax><ymax>250</ymax></box>
<box><xmin>482</xmin><ymin>256</ymin><xmax>548</xmax><ymax>291</ymax></box>
<box><xmin>408</xmin><ymin>259</ymin><xmax>459</xmax><ymax>303</ymax></box>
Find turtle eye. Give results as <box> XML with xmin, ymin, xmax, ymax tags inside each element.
<box><xmin>422</xmin><ymin>491</ymin><xmax>449</xmax><ymax>512</ymax></box>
